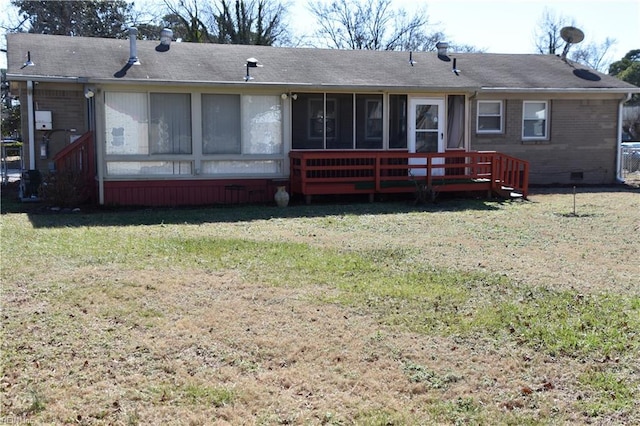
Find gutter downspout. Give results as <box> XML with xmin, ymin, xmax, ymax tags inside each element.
<box><xmin>27</xmin><ymin>81</ymin><xmax>35</xmax><ymax>169</ymax></box>
<box><xmin>617</xmin><ymin>93</ymin><xmax>632</xmax><ymax>183</ymax></box>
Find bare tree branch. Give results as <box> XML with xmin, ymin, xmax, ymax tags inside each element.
<box><xmin>307</xmin><ymin>0</ymin><xmax>440</xmax><ymax>51</ymax></box>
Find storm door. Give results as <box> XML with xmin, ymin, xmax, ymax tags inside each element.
<box><xmin>408</xmin><ymin>98</ymin><xmax>445</xmax><ymax>176</ymax></box>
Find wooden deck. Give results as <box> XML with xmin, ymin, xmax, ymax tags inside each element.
<box><xmin>289</xmin><ymin>150</ymin><xmax>529</xmax><ymax>204</ymax></box>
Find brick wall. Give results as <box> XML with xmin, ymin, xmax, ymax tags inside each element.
<box><xmin>471</xmin><ymin>97</ymin><xmax>620</xmax><ymax>185</ymax></box>
<box><xmin>18</xmin><ymin>82</ymin><xmax>87</xmax><ymax>173</ymax></box>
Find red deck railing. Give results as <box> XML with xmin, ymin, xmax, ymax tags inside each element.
<box><xmin>52</xmin><ymin>131</ymin><xmax>97</xmax><ymax>204</ymax></box>
<box><xmin>290</xmin><ymin>150</ymin><xmax>528</xmax><ymax>203</ymax></box>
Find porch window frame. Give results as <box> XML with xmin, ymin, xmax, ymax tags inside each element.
<box><xmin>476</xmin><ymin>100</ymin><xmax>503</xmax><ymax>134</ymax></box>
<box><xmin>103</xmin><ymin>89</ymin><xmax>285</xmax><ymax>178</ymax></box>
<box><xmin>522</xmin><ymin>100</ymin><xmax>549</xmax><ymax>140</ymax></box>
<box><xmin>292</xmin><ymin>92</ymin><xmax>388</xmax><ymax>150</ymax></box>
<box><xmin>308</xmin><ymin>96</ymin><xmax>337</xmax><ymax>141</ymax></box>
<box><xmin>364</xmin><ymin>98</ymin><xmax>383</xmax><ymax>141</ymax></box>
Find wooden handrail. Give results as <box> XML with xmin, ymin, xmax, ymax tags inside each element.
<box><xmin>52</xmin><ymin>131</ymin><xmax>96</xmax><ymax>203</ymax></box>
<box><xmin>290</xmin><ymin>150</ymin><xmax>529</xmax><ymax>202</ymax></box>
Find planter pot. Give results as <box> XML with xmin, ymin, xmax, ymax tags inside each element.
<box><xmin>274</xmin><ymin>186</ymin><xmax>290</xmax><ymax>207</ymax></box>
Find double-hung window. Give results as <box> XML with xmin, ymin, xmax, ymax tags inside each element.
<box><xmin>476</xmin><ymin>100</ymin><xmax>503</xmax><ymax>133</ymax></box>
<box><xmin>522</xmin><ymin>101</ymin><xmax>548</xmax><ymax>139</ymax></box>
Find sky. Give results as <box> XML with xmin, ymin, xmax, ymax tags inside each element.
<box><xmin>289</xmin><ymin>0</ymin><xmax>639</xmax><ymax>61</ymax></box>
<box><xmin>1</xmin><ymin>0</ymin><xmax>638</xmax><ymax>70</ymax></box>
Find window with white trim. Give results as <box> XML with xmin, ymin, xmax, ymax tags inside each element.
<box><xmin>104</xmin><ymin>91</ymin><xmax>284</xmax><ymax>177</ymax></box>
<box><xmin>522</xmin><ymin>101</ymin><xmax>548</xmax><ymax>139</ymax></box>
<box><xmin>476</xmin><ymin>100</ymin><xmax>503</xmax><ymax>133</ymax></box>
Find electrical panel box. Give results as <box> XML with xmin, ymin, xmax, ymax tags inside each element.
<box><xmin>35</xmin><ymin>111</ymin><xmax>52</xmax><ymax>130</ymax></box>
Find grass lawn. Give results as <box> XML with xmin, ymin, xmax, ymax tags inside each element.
<box><xmin>1</xmin><ymin>184</ymin><xmax>639</xmax><ymax>425</ymax></box>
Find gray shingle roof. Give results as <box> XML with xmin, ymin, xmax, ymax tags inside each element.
<box><xmin>6</xmin><ymin>33</ymin><xmax>639</xmax><ymax>93</ymax></box>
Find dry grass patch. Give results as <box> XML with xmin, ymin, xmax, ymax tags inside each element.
<box><xmin>1</xmin><ymin>186</ymin><xmax>639</xmax><ymax>424</ymax></box>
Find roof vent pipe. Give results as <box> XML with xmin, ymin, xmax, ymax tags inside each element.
<box><xmin>436</xmin><ymin>42</ymin><xmax>449</xmax><ymax>57</ymax></box>
<box><xmin>160</xmin><ymin>28</ymin><xmax>173</xmax><ymax>46</ymax></box>
<box><xmin>128</xmin><ymin>27</ymin><xmax>140</xmax><ymax>65</ymax></box>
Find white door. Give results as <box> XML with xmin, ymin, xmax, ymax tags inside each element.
<box><xmin>408</xmin><ymin>98</ymin><xmax>445</xmax><ymax>176</ymax></box>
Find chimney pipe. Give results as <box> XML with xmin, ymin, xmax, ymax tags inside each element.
<box><xmin>436</xmin><ymin>42</ymin><xmax>449</xmax><ymax>57</ymax></box>
<box><xmin>160</xmin><ymin>28</ymin><xmax>173</xmax><ymax>46</ymax></box>
<box><xmin>128</xmin><ymin>27</ymin><xmax>140</xmax><ymax>65</ymax></box>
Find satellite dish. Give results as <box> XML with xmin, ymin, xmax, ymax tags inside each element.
<box><xmin>560</xmin><ymin>26</ymin><xmax>585</xmax><ymax>61</ymax></box>
<box><xmin>561</xmin><ymin>26</ymin><xmax>585</xmax><ymax>44</ymax></box>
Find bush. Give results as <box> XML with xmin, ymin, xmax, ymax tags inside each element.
<box><xmin>39</xmin><ymin>170</ymin><xmax>88</xmax><ymax>207</ymax></box>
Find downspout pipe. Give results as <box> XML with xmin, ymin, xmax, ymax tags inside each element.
<box><xmin>27</xmin><ymin>80</ymin><xmax>35</xmax><ymax>169</ymax></box>
<box><xmin>617</xmin><ymin>93</ymin><xmax>632</xmax><ymax>183</ymax></box>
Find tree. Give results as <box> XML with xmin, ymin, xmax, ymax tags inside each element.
<box><xmin>532</xmin><ymin>7</ymin><xmax>616</xmax><ymax>72</ymax></box>
<box><xmin>216</xmin><ymin>0</ymin><xmax>287</xmax><ymax>45</ymax></box>
<box><xmin>609</xmin><ymin>49</ymin><xmax>640</xmax><ymax>106</ymax></box>
<box><xmin>533</xmin><ymin>8</ymin><xmax>569</xmax><ymax>55</ymax></box>
<box><xmin>161</xmin><ymin>1</ymin><xmax>214</xmax><ymax>43</ymax></box>
<box><xmin>159</xmin><ymin>0</ymin><xmax>289</xmax><ymax>45</ymax></box>
<box><xmin>10</xmin><ymin>0</ymin><xmax>136</xmax><ymax>38</ymax></box>
<box><xmin>307</xmin><ymin>0</ymin><xmax>441</xmax><ymax>51</ymax></box>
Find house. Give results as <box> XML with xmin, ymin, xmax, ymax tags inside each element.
<box><xmin>6</xmin><ymin>31</ymin><xmax>639</xmax><ymax>206</ymax></box>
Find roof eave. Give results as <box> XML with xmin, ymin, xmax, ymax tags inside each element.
<box><xmin>479</xmin><ymin>87</ymin><xmax>640</xmax><ymax>94</ymax></box>
<box><xmin>5</xmin><ymin>74</ymin><xmax>481</xmax><ymax>93</ymax></box>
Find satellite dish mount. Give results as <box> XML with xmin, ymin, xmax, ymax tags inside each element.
<box><xmin>560</xmin><ymin>26</ymin><xmax>585</xmax><ymax>61</ymax></box>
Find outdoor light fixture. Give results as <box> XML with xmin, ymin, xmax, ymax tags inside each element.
<box><xmin>244</xmin><ymin>57</ymin><xmax>262</xmax><ymax>81</ymax></box>
<box><xmin>84</xmin><ymin>88</ymin><xmax>95</xmax><ymax>99</ymax></box>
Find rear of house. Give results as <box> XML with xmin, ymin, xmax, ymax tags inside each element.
<box><xmin>6</xmin><ymin>32</ymin><xmax>638</xmax><ymax>206</ymax></box>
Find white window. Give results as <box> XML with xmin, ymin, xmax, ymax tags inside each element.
<box><xmin>105</xmin><ymin>92</ymin><xmax>149</xmax><ymax>155</ymax></box>
<box><xmin>522</xmin><ymin>101</ymin><xmax>548</xmax><ymax>139</ymax></box>
<box><xmin>149</xmin><ymin>93</ymin><xmax>192</xmax><ymax>154</ymax></box>
<box><xmin>105</xmin><ymin>92</ymin><xmax>284</xmax><ymax>178</ymax></box>
<box><xmin>241</xmin><ymin>95</ymin><xmax>282</xmax><ymax>154</ymax></box>
<box><xmin>477</xmin><ymin>100</ymin><xmax>503</xmax><ymax>133</ymax></box>
<box><xmin>202</xmin><ymin>94</ymin><xmax>241</xmax><ymax>154</ymax></box>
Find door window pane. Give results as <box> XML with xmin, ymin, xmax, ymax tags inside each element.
<box><xmin>416</xmin><ymin>132</ymin><xmax>438</xmax><ymax>153</ymax></box>
<box><xmin>416</xmin><ymin>105</ymin><xmax>439</xmax><ymax>130</ymax></box>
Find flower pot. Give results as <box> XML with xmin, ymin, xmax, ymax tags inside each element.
<box><xmin>274</xmin><ymin>186</ymin><xmax>289</xmax><ymax>207</ymax></box>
